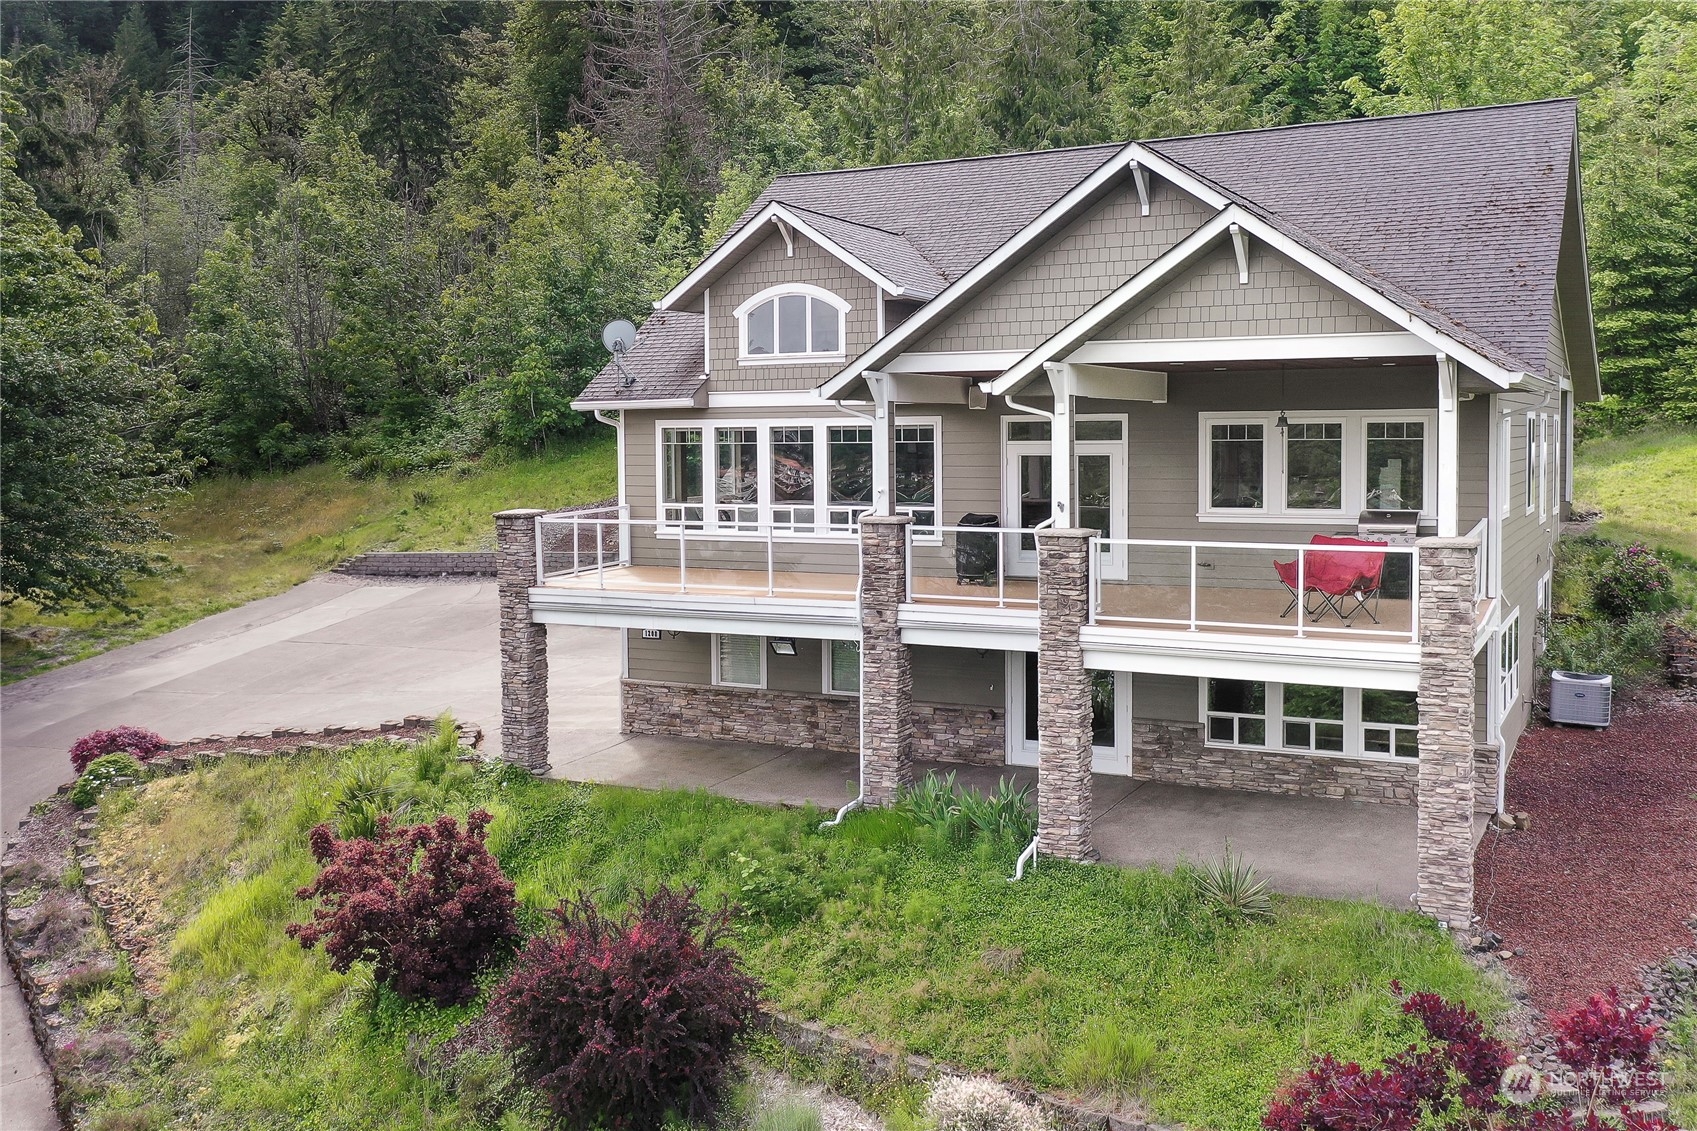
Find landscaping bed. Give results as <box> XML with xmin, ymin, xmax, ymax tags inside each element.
<box><xmin>1475</xmin><ymin>692</ymin><xmax>1697</xmax><ymax>1014</ymax></box>
<box><xmin>8</xmin><ymin>739</ymin><xmax>1504</xmax><ymax>1131</ymax></box>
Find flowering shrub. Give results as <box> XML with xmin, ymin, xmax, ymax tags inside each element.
<box><xmin>924</xmin><ymin>1075</ymin><xmax>1050</xmax><ymax>1131</ymax></box>
<box><xmin>287</xmin><ymin>809</ymin><xmax>517</xmax><ymax>1006</ymax></box>
<box><xmin>1591</xmin><ymin>543</ymin><xmax>1675</xmax><ymax>620</ymax></box>
<box><xmin>69</xmin><ymin>726</ymin><xmax>167</xmax><ymax>774</ymax></box>
<box><xmin>489</xmin><ymin>885</ymin><xmax>760</xmax><ymax>1131</ymax></box>
<box><xmin>1264</xmin><ymin>984</ymin><xmax>1670</xmax><ymax>1130</ymax></box>
<box><xmin>1550</xmin><ymin>988</ymin><xmax>1661</xmax><ymax>1105</ymax></box>
<box><xmin>70</xmin><ymin>754</ymin><xmax>146</xmax><ymax>809</ymax></box>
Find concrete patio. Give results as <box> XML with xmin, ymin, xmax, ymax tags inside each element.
<box><xmin>550</xmin><ymin>735</ymin><xmax>1438</xmax><ymax>906</ymax></box>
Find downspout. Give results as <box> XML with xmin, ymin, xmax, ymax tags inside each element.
<box><xmin>822</xmin><ymin>393</ymin><xmax>873</xmax><ymax>830</ymax></box>
<box><xmin>1003</xmin><ymin>385</ymin><xmax>1051</xmax><ymax>878</ymax></box>
<box><xmin>593</xmin><ymin>409</ymin><xmax>628</xmax><ymax>561</ymax></box>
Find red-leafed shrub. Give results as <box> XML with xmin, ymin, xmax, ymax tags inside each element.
<box><xmin>68</xmin><ymin>726</ymin><xmax>167</xmax><ymax>773</ymax></box>
<box><xmin>1550</xmin><ymin>988</ymin><xmax>1661</xmax><ymax>1105</ymax></box>
<box><xmin>287</xmin><ymin>809</ymin><xmax>517</xmax><ymax>1006</ymax></box>
<box><xmin>489</xmin><ymin>885</ymin><xmax>761</xmax><ymax>1131</ymax></box>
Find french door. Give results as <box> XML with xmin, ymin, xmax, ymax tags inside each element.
<box><xmin>1002</xmin><ymin>416</ymin><xmax>1127</xmax><ymax>580</ymax></box>
<box><xmin>1006</xmin><ymin>652</ymin><xmax>1131</xmax><ymax>775</ymax></box>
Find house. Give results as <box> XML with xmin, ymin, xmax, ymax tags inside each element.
<box><xmin>493</xmin><ymin>99</ymin><xmax>1597</xmax><ymax>928</ymax></box>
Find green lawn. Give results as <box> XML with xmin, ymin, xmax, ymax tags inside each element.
<box><xmin>1574</xmin><ymin>426</ymin><xmax>1697</xmax><ymax>557</ymax></box>
<box><xmin>1</xmin><ymin>435</ymin><xmax>616</xmax><ymax>681</ymax></box>
<box><xmin>89</xmin><ymin>745</ymin><xmax>1502</xmax><ymax>1131</ymax></box>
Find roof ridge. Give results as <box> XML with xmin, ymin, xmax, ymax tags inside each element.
<box><xmin>767</xmin><ymin>142</ymin><xmax>1124</xmax><ymax>182</ymax></box>
<box><xmin>1143</xmin><ymin>97</ymin><xmax>1578</xmax><ymax>147</ymax></box>
<box><xmin>775</xmin><ymin>201</ymin><xmax>912</xmax><ymax>240</ymax></box>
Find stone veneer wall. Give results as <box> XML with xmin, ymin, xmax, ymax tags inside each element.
<box><xmin>495</xmin><ymin>509</ymin><xmax>550</xmax><ymax>773</ymax></box>
<box><xmin>859</xmin><ymin>515</ymin><xmax>915</xmax><ymax>805</ymax></box>
<box><xmin>1035</xmin><ymin>529</ymin><xmax>1097</xmax><ymax>861</ymax></box>
<box><xmin>1475</xmin><ymin>744</ymin><xmax>1502</xmax><ymax>814</ymax></box>
<box><xmin>1131</xmin><ymin>720</ymin><xmax>1419</xmax><ymax>803</ymax></box>
<box><xmin>620</xmin><ymin>680</ymin><xmax>1004</xmax><ymax>765</ymax></box>
<box><xmin>1415</xmin><ymin>538</ymin><xmax>1480</xmax><ymax>929</ymax></box>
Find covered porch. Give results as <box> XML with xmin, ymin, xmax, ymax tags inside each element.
<box><xmin>546</xmin><ymin>732</ymin><xmax>1459</xmax><ymax>906</ymax></box>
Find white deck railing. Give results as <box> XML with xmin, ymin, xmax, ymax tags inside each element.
<box><xmin>905</xmin><ymin>523</ymin><xmax>1043</xmax><ymax>610</ymax></box>
<box><xmin>1089</xmin><ymin>537</ymin><xmax>1420</xmax><ymax>640</ymax></box>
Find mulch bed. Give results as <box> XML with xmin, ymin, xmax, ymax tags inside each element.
<box><xmin>1475</xmin><ymin>691</ymin><xmax>1697</xmax><ymax>1014</ymax></box>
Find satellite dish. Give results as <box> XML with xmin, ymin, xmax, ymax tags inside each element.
<box><xmin>602</xmin><ymin>319</ymin><xmax>637</xmax><ymax>355</ymax></box>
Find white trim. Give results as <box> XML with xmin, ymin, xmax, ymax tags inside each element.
<box><xmin>704</xmin><ymin>286</ymin><xmax>711</xmax><ymax>375</ymax></box>
<box><xmin>823</xmin><ymin>638</ymin><xmax>861</xmax><ymax>697</ymax></box>
<box><xmin>530</xmin><ymin>590</ymin><xmax>861</xmax><ymax>639</ymax></box>
<box><xmin>712</xmin><ymin>632</ymin><xmax>767</xmax><ymax>689</ymax></box>
<box><xmin>1230</xmin><ymin>222</ymin><xmax>1250</xmax><ymax>285</ymax></box>
<box><xmin>661</xmin><ymin>202</ymin><xmax>906</xmax><ymax>310</ymax></box>
<box><xmin>732</xmin><ymin>282</ymin><xmax>852</xmax><ymax>320</ymax></box>
<box><xmin>1198</xmin><ymin>679</ymin><xmax>1422</xmax><ymax>763</ymax></box>
<box><xmin>1080</xmin><ymin>627</ymin><xmax>1419</xmax><ymax>689</ymax></box>
<box><xmin>884</xmin><ymin>349</ymin><xmax>1026</xmax><ymax>375</ymax></box>
<box><xmin>1066</xmin><ymin>332</ymin><xmax>1431</xmax><ymax>368</ymax></box>
<box><xmin>1524</xmin><ymin>411</ymin><xmax>1539</xmax><ymax>516</ymax></box>
<box><xmin>989</xmin><ymin>204</ymin><xmax>1519</xmax><ymax>395</ymax></box>
<box><xmin>707</xmin><ymin>390</ymin><xmax>851</xmax><ymax>409</ymax></box>
<box><xmin>573</xmin><ymin>394</ymin><xmax>702</xmax><ymax>411</ymax></box>
<box><xmin>1196</xmin><ymin>410</ymin><xmax>1436</xmax><ymax>523</ymax></box>
<box><xmin>818</xmin><ymin>141</ymin><xmax>1233</xmax><ymax>399</ymax></box>
<box><xmin>1498</xmin><ymin>609</ymin><xmax>1522</xmax><ymax>710</ymax></box>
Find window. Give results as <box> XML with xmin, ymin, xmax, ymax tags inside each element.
<box><xmin>1524</xmin><ymin>412</ymin><xmax>1539</xmax><ymax>515</ymax></box>
<box><xmin>1206</xmin><ymin>679</ymin><xmax>1267</xmax><ymax>746</ymax></box>
<box><xmin>770</xmin><ymin>427</ymin><xmax>816</xmax><ymax>531</ymax></box>
<box><xmin>1499</xmin><ymin>414</ymin><xmax>1513</xmax><ymax>518</ymax></box>
<box><xmin>1361</xmin><ymin>689</ymin><xmax>1419</xmax><ymax>758</ymax></box>
<box><xmin>715</xmin><ymin>427</ymin><xmax>759</xmax><ymax>529</ymax></box>
<box><xmin>827</xmin><ymin>425</ymin><xmax>873</xmax><ymax>530</ymax></box>
<box><xmin>737</xmin><ymin>285</ymin><xmax>847</xmax><ymax>360</ymax></box>
<box><xmin>1205</xmin><ymin>680</ymin><xmax>1422</xmax><ymax>760</ymax></box>
<box><xmin>714</xmin><ymin>634</ymin><xmax>764</xmax><ymax>688</ymax></box>
<box><xmin>1209</xmin><ymin>423</ymin><xmax>1265</xmax><ymax>510</ymax></box>
<box><xmin>1499</xmin><ymin>612</ymin><xmax>1521</xmax><ymax>709</ymax></box>
<box><xmin>895</xmin><ymin>424</ymin><xmax>937</xmax><ymax>531</ymax></box>
<box><xmin>1281</xmin><ymin>683</ymin><xmax>1345</xmax><ymax>752</ymax></box>
<box><xmin>1285</xmin><ymin>422</ymin><xmax>1343</xmax><ymax>511</ymax></box>
<box><xmin>661</xmin><ymin>428</ymin><xmax>704</xmax><ymax>527</ymax></box>
<box><xmin>1365</xmin><ymin>421</ymin><xmax>1425</xmax><ymax>511</ymax></box>
<box><xmin>1200</xmin><ymin>413</ymin><xmax>1433</xmax><ymax>521</ymax></box>
<box><xmin>1540</xmin><ymin>414</ymin><xmax>1553</xmax><ymax>523</ymax></box>
<box><xmin>826</xmin><ymin>639</ymin><xmax>860</xmax><ymax>695</ymax></box>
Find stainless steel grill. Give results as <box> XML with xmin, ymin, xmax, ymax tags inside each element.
<box><xmin>1357</xmin><ymin>509</ymin><xmax>1421</xmax><ymax>545</ymax></box>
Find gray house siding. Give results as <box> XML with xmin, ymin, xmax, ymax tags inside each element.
<box><xmin>706</xmin><ymin>228</ymin><xmax>881</xmax><ymax>393</ymax></box>
<box><xmin>914</xmin><ymin>182</ymin><xmax>1213</xmax><ymax>353</ymax></box>
<box><xmin>1100</xmin><ymin>242</ymin><xmax>1397</xmax><ymax>341</ymax></box>
<box><xmin>1496</xmin><ymin>386</ymin><xmax>1561</xmax><ymax>754</ymax></box>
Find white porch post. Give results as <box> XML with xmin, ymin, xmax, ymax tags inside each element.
<box><xmin>1436</xmin><ymin>355</ymin><xmax>1459</xmax><ymax>538</ymax></box>
<box><xmin>868</xmin><ymin>372</ymin><xmax>896</xmax><ymax>516</ymax></box>
<box><xmin>1044</xmin><ymin>362</ymin><xmax>1075</xmax><ymax>525</ymax></box>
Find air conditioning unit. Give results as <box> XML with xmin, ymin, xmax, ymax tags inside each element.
<box><xmin>1548</xmin><ymin>670</ymin><xmax>1612</xmax><ymax>728</ymax></box>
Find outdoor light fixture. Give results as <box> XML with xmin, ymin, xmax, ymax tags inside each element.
<box><xmin>1276</xmin><ymin>366</ymin><xmax>1289</xmax><ymax>435</ymax></box>
<box><xmin>769</xmin><ymin>638</ymin><xmax>797</xmax><ymax>656</ymax></box>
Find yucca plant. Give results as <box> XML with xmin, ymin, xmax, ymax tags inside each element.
<box><xmin>1195</xmin><ymin>842</ymin><xmax>1273</xmax><ymax>919</ymax></box>
<box><xmin>333</xmin><ymin>760</ymin><xmax>410</xmax><ymax>838</ymax></box>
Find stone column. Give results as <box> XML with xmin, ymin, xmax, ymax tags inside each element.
<box><xmin>1415</xmin><ymin>537</ymin><xmax>1479</xmax><ymax>927</ymax></box>
<box><xmin>859</xmin><ymin>514</ymin><xmax>913</xmax><ymax>806</ymax></box>
<box><xmin>1036</xmin><ymin>528</ymin><xmax>1097</xmax><ymax>861</ymax></box>
<box><xmin>495</xmin><ymin>509</ymin><xmax>550</xmax><ymax>774</ymax></box>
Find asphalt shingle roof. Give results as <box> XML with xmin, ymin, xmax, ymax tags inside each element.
<box><xmin>780</xmin><ymin>204</ymin><xmax>950</xmax><ymax>299</ymax></box>
<box><xmin>1146</xmin><ymin>100</ymin><xmax>1577</xmax><ymax>375</ymax></box>
<box><xmin>575</xmin><ymin>310</ymin><xmax>704</xmax><ymax>405</ymax></box>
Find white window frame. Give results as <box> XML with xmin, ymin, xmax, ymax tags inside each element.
<box><xmin>823</xmin><ymin>638</ymin><xmax>861</xmax><ymax>697</ymax></box>
<box><xmin>654</xmin><ymin>415</ymin><xmax>941</xmax><ymax>542</ymax></box>
<box><xmin>733</xmin><ymin>283</ymin><xmax>850</xmax><ymax>365</ymax></box>
<box><xmin>1535</xmin><ymin>570</ymin><xmax>1552</xmax><ymax>656</ymax></box>
<box><xmin>1197</xmin><ymin>410</ymin><xmax>1436</xmax><ymax>524</ymax></box>
<box><xmin>712</xmin><ymin>633</ymin><xmax>766</xmax><ymax>689</ymax></box>
<box><xmin>1201</xmin><ymin>679</ymin><xmax>1420</xmax><ymax>763</ymax></box>
<box><xmin>1524</xmin><ymin>411</ymin><xmax>1539</xmax><ymax>516</ymax></box>
<box><xmin>1499</xmin><ymin>412</ymin><xmax>1513</xmax><ymax>518</ymax></box>
<box><xmin>1498</xmin><ymin>610</ymin><xmax>1521</xmax><ymax>709</ymax></box>
<box><xmin>1540</xmin><ymin>413</ymin><xmax>1554</xmax><ymax>524</ymax></box>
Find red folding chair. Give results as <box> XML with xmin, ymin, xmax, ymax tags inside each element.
<box><xmin>1275</xmin><ymin>536</ymin><xmax>1388</xmax><ymax>624</ymax></box>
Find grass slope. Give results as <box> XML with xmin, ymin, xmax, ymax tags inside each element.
<box><xmin>1</xmin><ymin>435</ymin><xmax>615</xmax><ymax>681</ymax></box>
<box><xmin>91</xmin><ymin>745</ymin><xmax>1502</xmax><ymax>1131</ymax></box>
<box><xmin>1574</xmin><ymin>426</ymin><xmax>1697</xmax><ymax>557</ymax></box>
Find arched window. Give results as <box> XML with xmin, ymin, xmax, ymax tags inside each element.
<box><xmin>734</xmin><ymin>284</ymin><xmax>849</xmax><ymax>361</ymax></box>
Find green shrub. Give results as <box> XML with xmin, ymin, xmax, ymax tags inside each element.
<box><xmin>411</xmin><ymin>716</ymin><xmax>459</xmax><ymax>785</ymax></box>
<box><xmin>899</xmin><ymin>771</ymin><xmax>1036</xmax><ymax>846</ymax></box>
<box><xmin>1592</xmin><ymin>542</ymin><xmax>1677</xmax><ymax>619</ymax></box>
<box><xmin>1194</xmin><ymin>844</ymin><xmax>1273</xmax><ymax>919</ymax></box>
<box><xmin>1544</xmin><ymin>612</ymin><xmax>1667</xmax><ymax>688</ymax></box>
<box><xmin>71</xmin><ymin>754</ymin><xmax>146</xmax><ymax>809</ymax></box>
<box><xmin>753</xmin><ymin>1098</ymin><xmax>824</xmax><ymax>1131</ymax></box>
<box><xmin>1061</xmin><ymin>1017</ymin><xmax>1158</xmax><ymax>1097</ymax></box>
<box><xmin>333</xmin><ymin>760</ymin><xmax>410</xmax><ymax>838</ymax></box>
<box><xmin>731</xmin><ymin>850</ymin><xmax>821</xmax><ymax>926</ymax></box>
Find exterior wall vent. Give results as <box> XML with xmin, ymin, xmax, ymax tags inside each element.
<box><xmin>1548</xmin><ymin>670</ymin><xmax>1611</xmax><ymax>728</ymax></box>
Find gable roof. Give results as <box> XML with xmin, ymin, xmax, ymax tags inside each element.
<box><xmin>1143</xmin><ymin>99</ymin><xmax>1578</xmax><ymax>378</ymax></box>
<box><xmin>573</xmin><ymin>309</ymin><xmax>705</xmax><ymax>409</ymax></box>
<box><xmin>780</xmin><ymin>205</ymin><xmax>949</xmax><ymax>299</ymax></box>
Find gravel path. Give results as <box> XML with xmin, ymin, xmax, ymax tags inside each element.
<box><xmin>1476</xmin><ymin>694</ymin><xmax>1697</xmax><ymax>1013</ymax></box>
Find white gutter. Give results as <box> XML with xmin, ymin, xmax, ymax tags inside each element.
<box><xmin>821</xmin><ymin>534</ymin><xmax>869</xmax><ymax>830</ymax></box>
<box><xmin>1009</xmin><ymin>835</ymin><xmax>1039</xmax><ymax>882</ymax></box>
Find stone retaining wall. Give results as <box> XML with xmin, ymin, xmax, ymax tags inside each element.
<box><xmin>1131</xmin><ymin>720</ymin><xmax>1420</xmax><ymax>804</ymax></box>
<box><xmin>337</xmin><ymin>551</ymin><xmax>498</xmax><ymax>577</ymax></box>
<box><xmin>620</xmin><ymin>680</ymin><xmax>1006</xmax><ymax>765</ymax></box>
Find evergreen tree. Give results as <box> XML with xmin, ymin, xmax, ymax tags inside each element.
<box><xmin>1263</xmin><ymin>0</ymin><xmax>1386</xmax><ymax>123</ymax></box>
<box><xmin>1</xmin><ymin>76</ymin><xmax>184</xmax><ymax>611</ymax></box>
<box><xmin>1105</xmin><ymin>0</ymin><xmax>1275</xmax><ymax>139</ymax></box>
<box><xmin>982</xmin><ymin>0</ymin><xmax>1107</xmax><ymax>150</ymax></box>
<box><xmin>827</xmin><ymin>0</ymin><xmax>987</xmax><ymax>164</ymax></box>
<box><xmin>113</xmin><ymin>4</ymin><xmax>168</xmax><ymax>92</ymax></box>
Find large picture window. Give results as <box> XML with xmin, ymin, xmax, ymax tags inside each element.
<box><xmin>657</xmin><ymin>417</ymin><xmax>938</xmax><ymax>539</ymax></box>
<box><xmin>1205</xmin><ymin>679</ymin><xmax>1420</xmax><ymax>760</ymax></box>
<box><xmin>1199</xmin><ymin>413</ymin><xmax>1433</xmax><ymax>521</ymax></box>
<box><xmin>714</xmin><ymin>634</ymin><xmax>764</xmax><ymax>688</ymax></box>
<box><xmin>1499</xmin><ymin>611</ymin><xmax>1521</xmax><ymax>709</ymax></box>
<box><xmin>826</xmin><ymin>639</ymin><xmax>860</xmax><ymax>695</ymax></box>
<box><xmin>737</xmin><ymin>285</ymin><xmax>848</xmax><ymax>360</ymax></box>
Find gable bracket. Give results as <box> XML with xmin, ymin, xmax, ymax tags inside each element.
<box><xmin>773</xmin><ymin>216</ymin><xmax>795</xmax><ymax>257</ymax></box>
<box><xmin>1130</xmin><ymin>160</ymin><xmax>1151</xmax><ymax>217</ymax></box>
<box><xmin>1230</xmin><ymin>223</ymin><xmax>1250</xmax><ymax>285</ymax></box>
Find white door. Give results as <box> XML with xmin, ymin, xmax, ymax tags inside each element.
<box><xmin>1002</xmin><ymin>416</ymin><xmax>1127</xmax><ymax>579</ymax></box>
<box><xmin>1006</xmin><ymin>652</ymin><xmax>1131</xmax><ymax>775</ymax></box>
